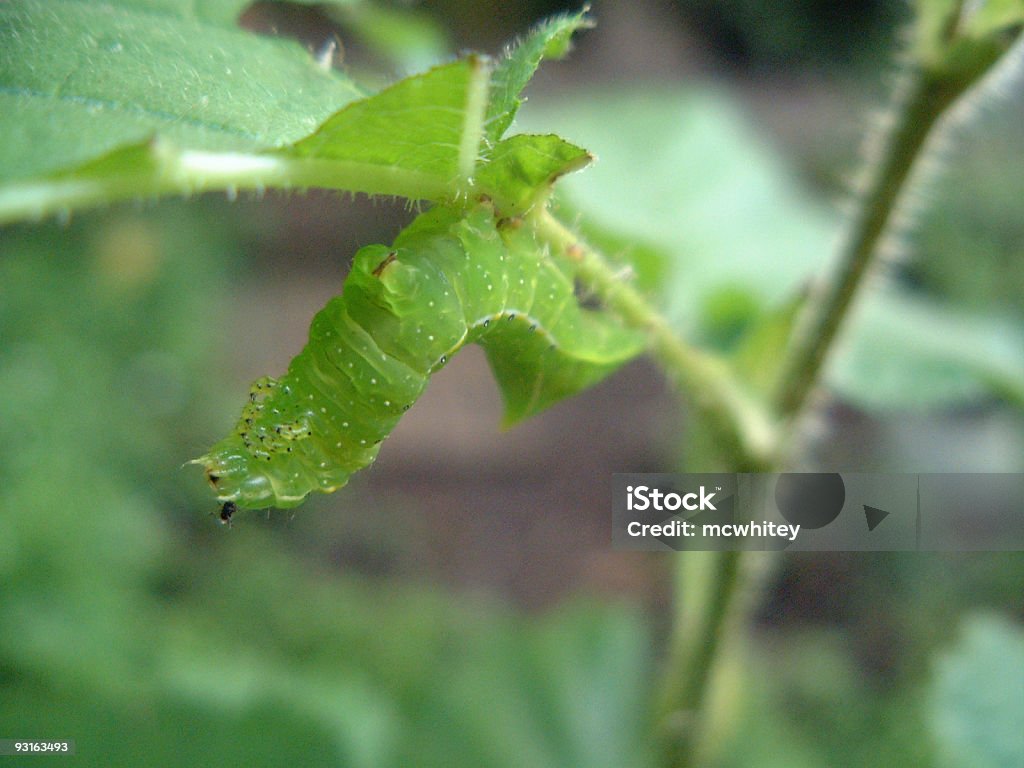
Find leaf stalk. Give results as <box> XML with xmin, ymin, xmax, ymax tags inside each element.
<box><xmin>534</xmin><ymin>210</ymin><xmax>778</xmax><ymax>473</ymax></box>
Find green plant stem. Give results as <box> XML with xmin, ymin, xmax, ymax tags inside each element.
<box><xmin>534</xmin><ymin>210</ymin><xmax>777</xmax><ymax>473</ymax></box>
<box><xmin>0</xmin><ymin>147</ymin><xmax>453</xmax><ymax>226</ymax></box>
<box><xmin>535</xmin><ymin>210</ymin><xmax>762</xmax><ymax>767</ymax></box>
<box><xmin>771</xmin><ymin>67</ymin><xmax>958</xmax><ymax>422</ymax></box>
<box><xmin>659</xmin><ymin>549</ymin><xmax>742</xmax><ymax>768</ymax></box>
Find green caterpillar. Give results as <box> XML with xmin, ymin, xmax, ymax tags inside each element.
<box><xmin>196</xmin><ymin>203</ymin><xmax>644</xmax><ymax>510</ymax></box>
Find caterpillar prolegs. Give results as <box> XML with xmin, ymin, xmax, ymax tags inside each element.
<box><xmin>196</xmin><ymin>203</ymin><xmax>644</xmax><ymax>509</ymax></box>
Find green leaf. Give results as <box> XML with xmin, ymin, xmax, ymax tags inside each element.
<box><xmin>931</xmin><ymin>614</ymin><xmax>1024</xmax><ymax>768</ymax></box>
<box><xmin>1</xmin><ymin>4</ymin><xmax>593</xmax><ymax>223</ymax></box>
<box><xmin>0</xmin><ymin>0</ymin><xmax>365</xmax><ymax>221</ymax></box>
<box><xmin>196</xmin><ymin>203</ymin><xmax>645</xmax><ymax>509</ymax></box>
<box><xmin>485</xmin><ymin>9</ymin><xmax>593</xmax><ymax>142</ymax></box>
<box><xmin>0</xmin><ymin>0</ymin><xmax>362</xmax><ymax>181</ymax></box>
<box><xmin>284</xmin><ymin>56</ymin><xmax>491</xmax><ymax>193</ymax></box>
<box><xmin>476</xmin><ymin>134</ymin><xmax>593</xmax><ymax>216</ymax></box>
<box><xmin>828</xmin><ymin>290</ymin><xmax>1024</xmax><ymax>409</ymax></box>
<box><xmin>914</xmin><ymin>0</ymin><xmax>1024</xmax><ymax>86</ymax></box>
<box><xmin>0</xmin><ymin>56</ymin><xmax>499</xmax><ymax>223</ymax></box>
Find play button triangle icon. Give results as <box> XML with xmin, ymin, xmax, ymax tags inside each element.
<box><xmin>863</xmin><ymin>504</ymin><xmax>890</xmax><ymax>531</ymax></box>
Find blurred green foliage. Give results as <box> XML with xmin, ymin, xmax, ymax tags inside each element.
<box><xmin>0</xmin><ymin>204</ymin><xmax>652</xmax><ymax>767</ymax></box>
<box><xmin>931</xmin><ymin>615</ymin><xmax>1024</xmax><ymax>768</ymax></box>
<box><xmin>907</xmin><ymin>104</ymin><xmax>1024</xmax><ymax>314</ymax></box>
<box><xmin>674</xmin><ymin>0</ymin><xmax>906</xmax><ymax>70</ymax></box>
<box><xmin>521</xmin><ymin>86</ymin><xmax>1024</xmax><ymax>411</ymax></box>
<box><xmin>1</xmin><ymin>180</ymin><xmax>1020</xmax><ymax>768</ymax></box>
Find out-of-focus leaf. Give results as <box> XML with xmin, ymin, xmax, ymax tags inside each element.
<box><xmin>324</xmin><ymin>2</ymin><xmax>451</xmax><ymax>73</ymax></box>
<box><xmin>931</xmin><ymin>614</ymin><xmax>1024</xmax><ymax>768</ymax></box>
<box><xmin>719</xmin><ymin>631</ymin><xmax>937</xmax><ymax>767</ymax></box>
<box><xmin>404</xmin><ymin>605</ymin><xmax>654</xmax><ymax>768</ymax></box>
<box><xmin>518</xmin><ymin>87</ymin><xmax>837</xmax><ymax>338</ymax></box>
<box><xmin>0</xmin><ymin>204</ymin><xmax>233</xmax><ymax>704</ymax></box>
<box><xmin>828</xmin><ymin>290</ymin><xmax>1024</xmax><ymax>409</ymax></box>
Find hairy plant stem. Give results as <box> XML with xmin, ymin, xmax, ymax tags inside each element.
<box><xmin>771</xmin><ymin>67</ymin><xmax>958</xmax><ymax>424</ymax></box>
<box><xmin>658</xmin><ymin>549</ymin><xmax>742</xmax><ymax>767</ymax></box>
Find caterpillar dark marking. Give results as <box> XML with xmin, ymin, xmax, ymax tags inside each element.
<box><xmin>195</xmin><ymin>203</ymin><xmax>644</xmax><ymax>510</ymax></box>
<box><xmin>219</xmin><ymin>501</ymin><xmax>236</xmax><ymax>526</ymax></box>
<box><xmin>371</xmin><ymin>251</ymin><xmax>397</xmax><ymax>277</ymax></box>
